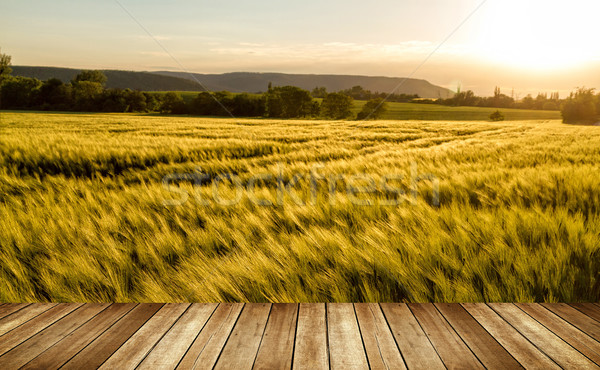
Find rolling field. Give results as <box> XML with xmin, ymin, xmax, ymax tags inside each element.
<box><xmin>351</xmin><ymin>101</ymin><xmax>562</xmax><ymax>121</ymax></box>
<box><xmin>0</xmin><ymin>111</ymin><xmax>599</xmax><ymax>303</ymax></box>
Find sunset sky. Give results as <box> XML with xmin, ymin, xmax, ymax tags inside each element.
<box><xmin>1</xmin><ymin>0</ymin><xmax>599</xmax><ymax>96</ymax></box>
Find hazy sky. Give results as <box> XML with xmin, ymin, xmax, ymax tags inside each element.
<box><xmin>1</xmin><ymin>0</ymin><xmax>599</xmax><ymax>96</ymax></box>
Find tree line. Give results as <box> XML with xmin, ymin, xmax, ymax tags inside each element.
<box><xmin>0</xmin><ymin>69</ymin><xmax>160</xmax><ymax>113</ymax></box>
<box><xmin>0</xmin><ymin>66</ymin><xmax>387</xmax><ymax>119</ymax></box>
<box><xmin>0</xmin><ymin>50</ymin><xmax>597</xmax><ymax>123</ymax></box>
<box><xmin>561</xmin><ymin>88</ymin><xmax>600</xmax><ymax>124</ymax></box>
<box><xmin>434</xmin><ymin>86</ymin><xmax>563</xmax><ymax>110</ymax></box>
<box><xmin>311</xmin><ymin>85</ymin><xmax>418</xmax><ymax>103</ymax></box>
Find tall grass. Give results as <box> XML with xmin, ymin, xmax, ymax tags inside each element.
<box><xmin>0</xmin><ymin>112</ymin><xmax>598</xmax><ymax>302</ymax></box>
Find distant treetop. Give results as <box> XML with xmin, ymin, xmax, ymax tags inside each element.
<box><xmin>73</xmin><ymin>70</ymin><xmax>107</xmax><ymax>86</ymax></box>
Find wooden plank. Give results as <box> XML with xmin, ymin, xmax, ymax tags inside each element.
<box><xmin>253</xmin><ymin>303</ymin><xmax>298</xmax><ymax>370</ymax></box>
<box><xmin>354</xmin><ymin>303</ymin><xmax>406</xmax><ymax>370</ymax></box>
<box><xmin>409</xmin><ymin>303</ymin><xmax>484</xmax><ymax>369</ymax></box>
<box><xmin>571</xmin><ymin>303</ymin><xmax>600</xmax><ymax>323</ymax></box>
<box><xmin>62</xmin><ymin>303</ymin><xmax>163</xmax><ymax>370</ymax></box>
<box><xmin>99</xmin><ymin>303</ymin><xmax>190</xmax><ymax>370</ymax></box>
<box><xmin>0</xmin><ymin>303</ymin><xmax>56</xmax><ymax>336</ymax></box>
<box><xmin>20</xmin><ymin>303</ymin><xmax>137</xmax><ymax>370</ymax></box>
<box><xmin>327</xmin><ymin>303</ymin><xmax>369</xmax><ymax>369</ymax></box>
<box><xmin>542</xmin><ymin>303</ymin><xmax>600</xmax><ymax>342</ymax></box>
<box><xmin>435</xmin><ymin>303</ymin><xmax>522</xmax><ymax>369</ymax></box>
<box><xmin>0</xmin><ymin>303</ymin><xmax>109</xmax><ymax>369</ymax></box>
<box><xmin>292</xmin><ymin>303</ymin><xmax>328</xmax><ymax>370</ymax></box>
<box><xmin>0</xmin><ymin>303</ymin><xmax>81</xmax><ymax>356</ymax></box>
<box><xmin>517</xmin><ymin>303</ymin><xmax>600</xmax><ymax>365</ymax></box>
<box><xmin>0</xmin><ymin>303</ymin><xmax>30</xmax><ymax>321</ymax></box>
<box><xmin>137</xmin><ymin>303</ymin><xmax>218</xmax><ymax>369</ymax></box>
<box><xmin>489</xmin><ymin>303</ymin><xmax>596</xmax><ymax>368</ymax></box>
<box><xmin>213</xmin><ymin>303</ymin><xmax>271</xmax><ymax>370</ymax></box>
<box><xmin>380</xmin><ymin>303</ymin><xmax>445</xmax><ymax>369</ymax></box>
<box><xmin>462</xmin><ymin>303</ymin><xmax>559</xmax><ymax>369</ymax></box>
<box><xmin>177</xmin><ymin>303</ymin><xmax>244</xmax><ymax>370</ymax></box>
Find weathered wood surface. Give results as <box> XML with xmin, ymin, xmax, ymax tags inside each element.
<box><xmin>0</xmin><ymin>303</ymin><xmax>598</xmax><ymax>369</ymax></box>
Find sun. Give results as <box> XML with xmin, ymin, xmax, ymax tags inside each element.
<box><xmin>475</xmin><ymin>0</ymin><xmax>600</xmax><ymax>71</ymax></box>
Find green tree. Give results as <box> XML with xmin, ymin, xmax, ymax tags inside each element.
<box><xmin>265</xmin><ymin>86</ymin><xmax>313</xmax><ymax>118</ymax></box>
<box><xmin>341</xmin><ymin>85</ymin><xmax>371</xmax><ymax>100</ymax></box>
<box><xmin>0</xmin><ymin>76</ymin><xmax>42</xmax><ymax>108</ymax></box>
<box><xmin>311</xmin><ymin>86</ymin><xmax>327</xmax><ymax>98</ymax></box>
<box><xmin>520</xmin><ymin>94</ymin><xmax>534</xmax><ymax>109</ymax></box>
<box><xmin>101</xmin><ymin>89</ymin><xmax>128</xmax><ymax>112</ymax></box>
<box><xmin>38</xmin><ymin>78</ymin><xmax>73</xmax><ymax>109</ymax></box>
<box><xmin>561</xmin><ymin>87</ymin><xmax>598</xmax><ymax>124</ymax></box>
<box><xmin>356</xmin><ymin>98</ymin><xmax>387</xmax><ymax>120</ymax></box>
<box><xmin>0</xmin><ymin>49</ymin><xmax>11</xmax><ymax>82</ymax></box>
<box><xmin>321</xmin><ymin>92</ymin><xmax>353</xmax><ymax>119</ymax></box>
<box><xmin>310</xmin><ymin>100</ymin><xmax>321</xmax><ymax>117</ymax></box>
<box><xmin>124</xmin><ymin>89</ymin><xmax>147</xmax><ymax>112</ymax></box>
<box><xmin>73</xmin><ymin>70</ymin><xmax>107</xmax><ymax>86</ymax></box>
<box><xmin>0</xmin><ymin>49</ymin><xmax>13</xmax><ymax>110</ymax></box>
<box><xmin>232</xmin><ymin>93</ymin><xmax>265</xmax><ymax>116</ymax></box>
<box><xmin>190</xmin><ymin>92</ymin><xmax>216</xmax><ymax>115</ymax></box>
<box><xmin>456</xmin><ymin>90</ymin><xmax>478</xmax><ymax>106</ymax></box>
<box><xmin>72</xmin><ymin>81</ymin><xmax>103</xmax><ymax>111</ymax></box>
<box><xmin>160</xmin><ymin>92</ymin><xmax>186</xmax><ymax>114</ymax></box>
<box><xmin>143</xmin><ymin>92</ymin><xmax>160</xmax><ymax>111</ymax></box>
<box><xmin>542</xmin><ymin>101</ymin><xmax>558</xmax><ymax>110</ymax></box>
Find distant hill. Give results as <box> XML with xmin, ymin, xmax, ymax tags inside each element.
<box><xmin>154</xmin><ymin>71</ymin><xmax>454</xmax><ymax>98</ymax></box>
<box><xmin>10</xmin><ymin>66</ymin><xmax>454</xmax><ymax>98</ymax></box>
<box><xmin>11</xmin><ymin>66</ymin><xmax>202</xmax><ymax>91</ymax></box>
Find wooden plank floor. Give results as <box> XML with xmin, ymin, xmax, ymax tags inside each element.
<box><xmin>0</xmin><ymin>303</ymin><xmax>599</xmax><ymax>369</ymax></box>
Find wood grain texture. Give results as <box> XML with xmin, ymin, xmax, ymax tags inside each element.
<box><xmin>0</xmin><ymin>303</ymin><xmax>81</xmax><ymax>356</ymax></box>
<box><xmin>21</xmin><ymin>303</ymin><xmax>137</xmax><ymax>370</ymax></box>
<box><xmin>61</xmin><ymin>303</ymin><xmax>163</xmax><ymax>370</ymax></box>
<box><xmin>253</xmin><ymin>303</ymin><xmax>298</xmax><ymax>370</ymax></box>
<box><xmin>516</xmin><ymin>303</ymin><xmax>600</xmax><ymax>366</ymax></box>
<box><xmin>176</xmin><ymin>303</ymin><xmax>244</xmax><ymax>370</ymax></box>
<box><xmin>138</xmin><ymin>303</ymin><xmax>217</xmax><ymax>370</ymax></box>
<box><xmin>0</xmin><ymin>303</ymin><xmax>109</xmax><ymax>369</ymax></box>
<box><xmin>213</xmin><ymin>303</ymin><xmax>271</xmax><ymax>370</ymax></box>
<box><xmin>0</xmin><ymin>303</ymin><xmax>30</xmax><ymax>321</ymax></box>
<box><xmin>462</xmin><ymin>303</ymin><xmax>559</xmax><ymax>369</ymax></box>
<box><xmin>435</xmin><ymin>303</ymin><xmax>522</xmax><ymax>369</ymax></box>
<box><xmin>327</xmin><ymin>303</ymin><xmax>369</xmax><ymax>370</ymax></box>
<box><xmin>542</xmin><ymin>303</ymin><xmax>600</xmax><ymax>342</ymax></box>
<box><xmin>489</xmin><ymin>303</ymin><xmax>596</xmax><ymax>368</ymax></box>
<box><xmin>292</xmin><ymin>303</ymin><xmax>328</xmax><ymax>370</ymax></box>
<box><xmin>571</xmin><ymin>303</ymin><xmax>600</xmax><ymax>323</ymax></box>
<box><xmin>99</xmin><ymin>303</ymin><xmax>190</xmax><ymax>370</ymax></box>
<box><xmin>1</xmin><ymin>302</ymin><xmax>597</xmax><ymax>369</ymax></box>
<box><xmin>0</xmin><ymin>303</ymin><xmax>56</xmax><ymax>336</ymax></box>
<box><xmin>409</xmin><ymin>303</ymin><xmax>484</xmax><ymax>369</ymax></box>
<box><xmin>380</xmin><ymin>303</ymin><xmax>445</xmax><ymax>369</ymax></box>
<box><xmin>354</xmin><ymin>303</ymin><xmax>406</xmax><ymax>370</ymax></box>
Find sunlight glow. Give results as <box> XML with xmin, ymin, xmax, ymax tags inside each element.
<box><xmin>476</xmin><ymin>0</ymin><xmax>600</xmax><ymax>70</ymax></box>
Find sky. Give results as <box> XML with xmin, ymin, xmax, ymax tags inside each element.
<box><xmin>1</xmin><ymin>0</ymin><xmax>599</xmax><ymax>96</ymax></box>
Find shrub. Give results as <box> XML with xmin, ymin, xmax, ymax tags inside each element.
<box><xmin>489</xmin><ymin>110</ymin><xmax>505</xmax><ymax>121</ymax></box>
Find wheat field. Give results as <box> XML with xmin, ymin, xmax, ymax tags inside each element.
<box><xmin>1</xmin><ymin>111</ymin><xmax>599</xmax><ymax>302</ymax></box>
